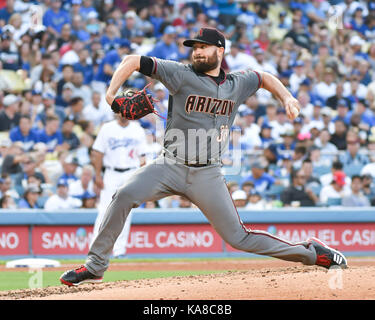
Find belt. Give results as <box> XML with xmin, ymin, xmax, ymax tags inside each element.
<box><xmin>163</xmin><ymin>151</ymin><xmax>218</xmax><ymax>167</ymax></box>
<box><xmin>104</xmin><ymin>166</ymin><xmax>135</xmax><ymax>173</ymax></box>
<box><xmin>184</xmin><ymin>161</ymin><xmax>213</xmax><ymax>167</ymax></box>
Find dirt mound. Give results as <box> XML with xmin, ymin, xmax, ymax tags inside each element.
<box><xmin>1</xmin><ymin>258</ymin><xmax>374</xmax><ymax>300</ymax></box>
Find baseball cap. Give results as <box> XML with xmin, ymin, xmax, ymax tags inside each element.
<box><xmin>57</xmin><ymin>179</ymin><xmax>69</xmax><ymax>187</ymax></box>
<box><xmin>81</xmin><ymin>191</ymin><xmax>97</xmax><ymax>199</ymax></box>
<box><xmin>183</xmin><ymin>28</ymin><xmax>225</xmax><ymax>49</ymax></box>
<box><xmin>3</xmin><ymin>94</ymin><xmax>20</xmax><ymax>106</ymax></box>
<box><xmin>232</xmin><ymin>190</ymin><xmax>247</xmax><ymax>201</ymax></box>
<box><xmin>333</xmin><ymin>171</ymin><xmax>346</xmax><ymax>186</ymax></box>
<box><xmin>119</xmin><ymin>39</ymin><xmax>131</xmax><ymax>48</ymax></box>
<box><xmin>240</xmin><ymin>109</ymin><xmax>254</xmax><ymax>117</ymax></box>
<box><xmin>25</xmin><ymin>185</ymin><xmax>41</xmax><ymax>194</ymax></box>
<box><xmin>294</xmin><ymin>60</ymin><xmax>305</xmax><ymax>68</ymax></box>
<box><xmin>252</xmin><ymin>161</ymin><xmax>266</xmax><ymax>169</ymax></box>
<box><xmin>63</xmin><ymin>82</ymin><xmax>75</xmax><ymax>91</ymax></box>
<box><xmin>163</xmin><ymin>25</ymin><xmax>176</xmax><ymax>35</ymax></box>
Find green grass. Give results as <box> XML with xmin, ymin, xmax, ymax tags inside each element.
<box><xmin>0</xmin><ymin>269</ymin><xmax>226</xmax><ymax>291</ymax></box>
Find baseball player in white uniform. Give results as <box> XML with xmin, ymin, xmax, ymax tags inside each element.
<box><xmin>91</xmin><ymin>114</ymin><xmax>147</xmax><ymax>257</ymax></box>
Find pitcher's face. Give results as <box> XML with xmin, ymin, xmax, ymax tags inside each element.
<box><xmin>191</xmin><ymin>43</ymin><xmax>221</xmax><ymax>73</ymax></box>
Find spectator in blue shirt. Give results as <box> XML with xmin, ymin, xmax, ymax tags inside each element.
<box><xmin>71</xmin><ymin>14</ymin><xmax>91</xmax><ymax>43</ymax></box>
<box><xmin>79</xmin><ymin>0</ymin><xmax>98</xmax><ymax>18</ymax></box>
<box><xmin>17</xmin><ymin>185</ymin><xmax>41</xmax><ymax>209</ymax></box>
<box><xmin>43</xmin><ymin>0</ymin><xmax>71</xmax><ymax>36</ymax></box>
<box><xmin>9</xmin><ymin>115</ymin><xmax>39</xmax><ymax>152</ymax></box>
<box><xmin>100</xmin><ymin>23</ymin><xmax>122</xmax><ymax>52</ymax></box>
<box><xmin>73</xmin><ymin>48</ymin><xmax>94</xmax><ymax>85</ymax></box>
<box><xmin>0</xmin><ymin>0</ymin><xmax>16</xmax><ymax>25</ymax></box>
<box><xmin>0</xmin><ymin>33</ymin><xmax>21</xmax><ymax>71</ymax></box>
<box><xmin>93</xmin><ymin>39</ymin><xmax>131</xmax><ymax>87</ymax></box>
<box><xmin>350</xmin><ymin>7</ymin><xmax>368</xmax><ymax>36</ymax></box>
<box><xmin>241</xmin><ymin>161</ymin><xmax>275</xmax><ymax>194</ymax></box>
<box><xmin>215</xmin><ymin>0</ymin><xmax>240</xmax><ymax>27</ymax></box>
<box><xmin>149</xmin><ymin>3</ymin><xmax>165</xmax><ymax>38</ymax></box>
<box><xmin>305</xmin><ymin>0</ymin><xmax>327</xmax><ymax>24</ymax></box>
<box><xmin>37</xmin><ymin>115</ymin><xmax>64</xmax><ymax>152</ymax></box>
<box><xmin>58</xmin><ymin>155</ymin><xmax>80</xmax><ymax>187</ymax></box>
<box><xmin>147</xmin><ymin>25</ymin><xmax>179</xmax><ymax>61</ymax></box>
<box><xmin>332</xmin><ymin>99</ymin><xmax>351</xmax><ymax>125</ymax></box>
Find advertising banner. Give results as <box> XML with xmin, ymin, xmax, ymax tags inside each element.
<box><xmin>5</xmin><ymin>222</ymin><xmax>375</xmax><ymax>256</ymax></box>
<box><xmin>0</xmin><ymin>226</ymin><xmax>29</xmax><ymax>255</ymax></box>
<box><xmin>125</xmin><ymin>224</ymin><xmax>223</xmax><ymax>254</ymax></box>
<box><xmin>32</xmin><ymin>226</ymin><xmax>94</xmax><ymax>255</ymax></box>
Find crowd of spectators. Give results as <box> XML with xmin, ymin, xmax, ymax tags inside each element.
<box><xmin>0</xmin><ymin>0</ymin><xmax>375</xmax><ymax>210</ymax></box>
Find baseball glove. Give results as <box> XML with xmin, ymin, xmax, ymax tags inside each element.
<box><xmin>111</xmin><ymin>84</ymin><xmax>164</xmax><ymax>120</ymax></box>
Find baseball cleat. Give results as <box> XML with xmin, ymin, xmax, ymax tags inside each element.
<box><xmin>308</xmin><ymin>237</ymin><xmax>348</xmax><ymax>269</ymax></box>
<box><xmin>60</xmin><ymin>265</ymin><xmax>103</xmax><ymax>286</ymax></box>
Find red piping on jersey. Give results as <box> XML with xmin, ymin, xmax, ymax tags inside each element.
<box><xmin>152</xmin><ymin>57</ymin><xmax>158</xmax><ymax>74</ymax></box>
<box><xmin>225</xmin><ymin>183</ymin><xmax>302</xmax><ymax>248</ymax></box>
<box><xmin>253</xmin><ymin>70</ymin><xmax>262</xmax><ymax>90</ymax></box>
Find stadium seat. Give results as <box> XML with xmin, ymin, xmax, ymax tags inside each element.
<box><xmin>264</xmin><ymin>184</ymin><xmax>285</xmax><ymax>200</ymax></box>
<box><xmin>326</xmin><ymin>198</ymin><xmax>342</xmax><ymax>206</ymax></box>
<box><xmin>313</xmin><ymin>165</ymin><xmax>331</xmax><ymax>176</ymax></box>
<box><xmin>343</xmin><ymin>164</ymin><xmax>364</xmax><ymax>177</ymax></box>
<box><xmin>308</xmin><ymin>185</ymin><xmax>322</xmax><ymax>196</ymax></box>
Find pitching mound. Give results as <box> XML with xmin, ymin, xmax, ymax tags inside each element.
<box><xmin>1</xmin><ymin>258</ymin><xmax>374</xmax><ymax>300</ymax></box>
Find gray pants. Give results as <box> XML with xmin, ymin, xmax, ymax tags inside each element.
<box><xmin>85</xmin><ymin>156</ymin><xmax>317</xmax><ymax>276</ymax></box>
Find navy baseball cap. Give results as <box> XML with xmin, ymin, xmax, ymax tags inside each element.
<box><xmin>183</xmin><ymin>28</ymin><xmax>225</xmax><ymax>49</ymax></box>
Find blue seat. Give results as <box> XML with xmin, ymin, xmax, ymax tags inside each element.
<box><xmin>344</xmin><ymin>164</ymin><xmax>364</xmax><ymax>177</ymax></box>
<box><xmin>264</xmin><ymin>184</ymin><xmax>285</xmax><ymax>200</ymax></box>
<box><xmin>313</xmin><ymin>165</ymin><xmax>331</xmax><ymax>176</ymax></box>
<box><xmin>326</xmin><ymin>197</ymin><xmax>342</xmax><ymax>206</ymax></box>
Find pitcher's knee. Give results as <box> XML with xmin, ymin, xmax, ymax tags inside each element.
<box><xmin>223</xmin><ymin>235</ymin><xmax>249</xmax><ymax>251</ymax></box>
<box><xmin>113</xmin><ymin>186</ymin><xmax>139</xmax><ymax>207</ymax></box>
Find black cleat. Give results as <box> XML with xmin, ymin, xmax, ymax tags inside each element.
<box><xmin>60</xmin><ymin>265</ymin><xmax>103</xmax><ymax>286</ymax></box>
<box><xmin>308</xmin><ymin>237</ymin><xmax>348</xmax><ymax>269</ymax></box>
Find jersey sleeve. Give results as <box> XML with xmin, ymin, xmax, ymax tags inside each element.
<box><xmin>234</xmin><ymin>69</ymin><xmax>262</xmax><ymax>103</ymax></box>
<box><xmin>148</xmin><ymin>57</ymin><xmax>186</xmax><ymax>95</ymax></box>
<box><xmin>92</xmin><ymin>124</ymin><xmax>108</xmax><ymax>153</ymax></box>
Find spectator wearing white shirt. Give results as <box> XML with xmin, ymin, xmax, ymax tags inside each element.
<box><xmin>238</xmin><ymin>108</ymin><xmax>261</xmax><ymax>149</ymax></box>
<box><xmin>319</xmin><ymin>170</ymin><xmax>351</xmax><ymax>206</ymax></box>
<box><xmin>342</xmin><ymin>175</ymin><xmax>371</xmax><ymax>207</ymax></box>
<box><xmin>320</xmin><ymin>161</ymin><xmax>351</xmax><ymax>187</ymax></box>
<box><xmin>313</xmin><ymin>67</ymin><xmax>337</xmax><ymax>103</ymax></box>
<box><xmin>82</xmin><ymin>91</ymin><xmax>113</xmax><ymax>128</ymax></box>
<box><xmin>343</xmin><ymin>70</ymin><xmax>368</xmax><ymax>100</ymax></box>
<box><xmin>314</xmin><ymin>128</ymin><xmax>338</xmax><ymax>162</ymax></box>
<box><xmin>226</xmin><ymin>43</ymin><xmax>257</xmax><ymax>72</ymax></box>
<box><xmin>69</xmin><ymin>164</ymin><xmax>96</xmax><ymax>199</ymax></box>
<box><xmin>44</xmin><ymin>179</ymin><xmax>82</xmax><ymax>210</ymax></box>
<box><xmin>289</xmin><ymin>60</ymin><xmax>306</xmax><ymax>95</ymax></box>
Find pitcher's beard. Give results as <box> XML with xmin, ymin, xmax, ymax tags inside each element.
<box><xmin>192</xmin><ymin>51</ymin><xmax>219</xmax><ymax>74</ymax></box>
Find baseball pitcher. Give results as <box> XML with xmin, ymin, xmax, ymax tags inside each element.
<box><xmin>61</xmin><ymin>28</ymin><xmax>347</xmax><ymax>286</ymax></box>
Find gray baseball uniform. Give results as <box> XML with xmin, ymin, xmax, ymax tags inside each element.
<box><xmin>85</xmin><ymin>58</ymin><xmax>317</xmax><ymax>277</ymax></box>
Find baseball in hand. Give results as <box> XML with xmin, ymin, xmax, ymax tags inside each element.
<box><xmin>291</xmin><ymin>105</ymin><xmax>299</xmax><ymax>118</ymax></box>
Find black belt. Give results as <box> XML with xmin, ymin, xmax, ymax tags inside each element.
<box><xmin>184</xmin><ymin>161</ymin><xmax>212</xmax><ymax>167</ymax></box>
<box><xmin>105</xmin><ymin>166</ymin><xmax>134</xmax><ymax>172</ymax></box>
<box><xmin>163</xmin><ymin>152</ymin><xmax>216</xmax><ymax>167</ymax></box>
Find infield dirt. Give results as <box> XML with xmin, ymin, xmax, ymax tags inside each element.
<box><xmin>0</xmin><ymin>258</ymin><xmax>374</xmax><ymax>300</ymax></box>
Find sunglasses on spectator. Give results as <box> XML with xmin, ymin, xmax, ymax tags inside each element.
<box><xmin>347</xmin><ymin>140</ymin><xmax>358</xmax><ymax>145</ymax></box>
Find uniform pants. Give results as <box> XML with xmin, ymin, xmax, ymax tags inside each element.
<box><xmin>86</xmin><ymin>156</ymin><xmax>317</xmax><ymax>276</ymax></box>
<box><xmin>92</xmin><ymin>168</ymin><xmax>137</xmax><ymax>257</ymax></box>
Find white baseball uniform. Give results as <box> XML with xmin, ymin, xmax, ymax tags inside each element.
<box><xmin>91</xmin><ymin>120</ymin><xmax>147</xmax><ymax>257</ymax></box>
